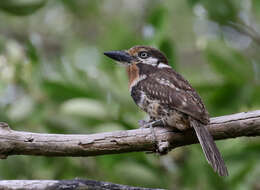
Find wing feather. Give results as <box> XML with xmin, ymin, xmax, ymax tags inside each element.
<box><xmin>137</xmin><ymin>68</ymin><xmax>209</xmax><ymax>124</ymax></box>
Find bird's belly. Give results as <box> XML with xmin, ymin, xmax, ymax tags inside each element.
<box><xmin>164</xmin><ymin>109</ymin><xmax>190</xmax><ymax>131</ymax></box>
<box><xmin>132</xmin><ymin>90</ymin><xmax>163</xmax><ymax>118</ymax></box>
<box><xmin>131</xmin><ymin>90</ymin><xmax>189</xmax><ymax>131</ymax></box>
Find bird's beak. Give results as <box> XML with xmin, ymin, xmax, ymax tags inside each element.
<box><xmin>104</xmin><ymin>51</ymin><xmax>133</xmax><ymax>64</ymax></box>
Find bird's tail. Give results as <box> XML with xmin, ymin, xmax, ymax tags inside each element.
<box><xmin>190</xmin><ymin>119</ymin><xmax>228</xmax><ymax>176</ymax></box>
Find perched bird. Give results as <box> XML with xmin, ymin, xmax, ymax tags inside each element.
<box><xmin>104</xmin><ymin>46</ymin><xmax>228</xmax><ymax>176</ymax></box>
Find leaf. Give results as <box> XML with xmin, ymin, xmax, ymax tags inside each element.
<box><xmin>205</xmin><ymin>0</ymin><xmax>238</xmax><ymax>24</ymax></box>
<box><xmin>187</xmin><ymin>0</ymin><xmax>238</xmax><ymax>25</ymax></box>
<box><xmin>26</xmin><ymin>40</ymin><xmax>39</xmax><ymax>64</ymax></box>
<box><xmin>158</xmin><ymin>38</ymin><xmax>177</xmax><ymax>69</ymax></box>
<box><xmin>0</xmin><ymin>0</ymin><xmax>46</xmax><ymax>16</ymax></box>
<box><xmin>147</xmin><ymin>6</ymin><xmax>167</xmax><ymax>29</ymax></box>
<box><xmin>61</xmin><ymin>0</ymin><xmax>99</xmax><ymax>18</ymax></box>
<box><xmin>206</xmin><ymin>41</ymin><xmax>253</xmax><ymax>84</ymax></box>
<box><xmin>251</xmin><ymin>85</ymin><xmax>260</xmax><ymax>107</ymax></box>
<box><xmin>229</xmin><ymin>160</ymin><xmax>255</xmax><ymax>188</ymax></box>
<box><xmin>186</xmin><ymin>0</ymin><xmax>200</xmax><ymax>7</ymax></box>
<box><xmin>252</xmin><ymin>0</ymin><xmax>260</xmax><ymax>20</ymax></box>
<box><xmin>60</xmin><ymin>98</ymin><xmax>107</xmax><ymax>119</ymax></box>
<box><xmin>43</xmin><ymin>80</ymin><xmax>104</xmax><ymax>102</ymax></box>
<box><xmin>207</xmin><ymin>83</ymin><xmax>241</xmax><ymax>115</ymax></box>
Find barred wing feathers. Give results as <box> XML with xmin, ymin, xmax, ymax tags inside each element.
<box><xmin>137</xmin><ymin>68</ymin><xmax>209</xmax><ymax>124</ymax></box>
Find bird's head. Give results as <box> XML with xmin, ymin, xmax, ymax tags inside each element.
<box><xmin>104</xmin><ymin>46</ymin><xmax>169</xmax><ymax>68</ymax></box>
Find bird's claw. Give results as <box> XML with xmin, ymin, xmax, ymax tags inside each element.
<box><xmin>138</xmin><ymin>119</ymin><xmax>165</xmax><ymax>128</ymax></box>
<box><xmin>138</xmin><ymin>120</ymin><xmax>150</xmax><ymax>128</ymax></box>
<box><xmin>138</xmin><ymin>119</ymin><xmax>171</xmax><ymax>155</ymax></box>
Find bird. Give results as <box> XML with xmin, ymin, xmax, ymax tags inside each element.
<box><xmin>104</xmin><ymin>45</ymin><xmax>228</xmax><ymax>176</ymax></box>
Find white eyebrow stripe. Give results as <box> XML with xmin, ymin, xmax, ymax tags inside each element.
<box><xmin>158</xmin><ymin>63</ymin><xmax>171</xmax><ymax>68</ymax></box>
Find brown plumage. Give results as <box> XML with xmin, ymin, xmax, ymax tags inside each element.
<box><xmin>104</xmin><ymin>45</ymin><xmax>228</xmax><ymax>176</ymax></box>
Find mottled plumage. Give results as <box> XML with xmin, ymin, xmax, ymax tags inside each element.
<box><xmin>104</xmin><ymin>45</ymin><xmax>228</xmax><ymax>176</ymax></box>
<box><xmin>131</xmin><ymin>64</ymin><xmax>209</xmax><ymax>126</ymax></box>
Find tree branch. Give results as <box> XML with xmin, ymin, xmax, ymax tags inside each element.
<box><xmin>0</xmin><ymin>110</ymin><xmax>259</xmax><ymax>159</ymax></box>
<box><xmin>228</xmin><ymin>21</ymin><xmax>260</xmax><ymax>46</ymax></box>
<box><xmin>0</xmin><ymin>179</ymin><xmax>164</xmax><ymax>190</ymax></box>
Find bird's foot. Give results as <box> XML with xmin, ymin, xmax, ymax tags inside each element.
<box><xmin>139</xmin><ymin>119</ymin><xmax>171</xmax><ymax>155</ymax></box>
<box><xmin>138</xmin><ymin>119</ymin><xmax>165</xmax><ymax>128</ymax></box>
<box><xmin>138</xmin><ymin>120</ymin><xmax>150</xmax><ymax>128</ymax></box>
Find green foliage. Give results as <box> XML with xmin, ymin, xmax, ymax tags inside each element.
<box><xmin>0</xmin><ymin>0</ymin><xmax>47</xmax><ymax>16</ymax></box>
<box><xmin>204</xmin><ymin>41</ymin><xmax>259</xmax><ymax>115</ymax></box>
<box><xmin>202</xmin><ymin>0</ymin><xmax>238</xmax><ymax>24</ymax></box>
<box><xmin>187</xmin><ymin>0</ymin><xmax>239</xmax><ymax>24</ymax></box>
<box><xmin>0</xmin><ymin>0</ymin><xmax>260</xmax><ymax>189</ymax></box>
<box><xmin>252</xmin><ymin>0</ymin><xmax>260</xmax><ymax>20</ymax></box>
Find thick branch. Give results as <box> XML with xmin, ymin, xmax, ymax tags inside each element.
<box><xmin>0</xmin><ymin>110</ymin><xmax>259</xmax><ymax>158</ymax></box>
<box><xmin>0</xmin><ymin>179</ymin><xmax>164</xmax><ymax>190</ymax></box>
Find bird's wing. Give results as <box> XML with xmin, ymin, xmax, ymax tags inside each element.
<box><xmin>137</xmin><ymin>68</ymin><xmax>209</xmax><ymax>124</ymax></box>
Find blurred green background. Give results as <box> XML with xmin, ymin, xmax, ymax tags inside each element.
<box><xmin>0</xmin><ymin>0</ymin><xmax>260</xmax><ymax>189</ymax></box>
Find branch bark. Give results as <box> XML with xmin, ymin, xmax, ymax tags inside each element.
<box><xmin>0</xmin><ymin>179</ymin><xmax>164</xmax><ymax>190</ymax></box>
<box><xmin>0</xmin><ymin>110</ymin><xmax>259</xmax><ymax>159</ymax></box>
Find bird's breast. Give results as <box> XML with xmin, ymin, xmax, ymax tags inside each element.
<box><xmin>127</xmin><ymin>64</ymin><xmax>146</xmax><ymax>91</ymax></box>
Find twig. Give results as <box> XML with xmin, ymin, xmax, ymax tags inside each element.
<box><xmin>228</xmin><ymin>21</ymin><xmax>260</xmax><ymax>45</ymax></box>
<box><xmin>0</xmin><ymin>110</ymin><xmax>259</xmax><ymax>159</ymax></box>
<box><xmin>0</xmin><ymin>179</ymin><xmax>164</xmax><ymax>190</ymax></box>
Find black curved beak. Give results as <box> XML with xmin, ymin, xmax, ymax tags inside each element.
<box><xmin>104</xmin><ymin>51</ymin><xmax>133</xmax><ymax>63</ymax></box>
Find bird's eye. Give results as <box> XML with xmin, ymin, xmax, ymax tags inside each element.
<box><xmin>139</xmin><ymin>51</ymin><xmax>149</xmax><ymax>59</ymax></box>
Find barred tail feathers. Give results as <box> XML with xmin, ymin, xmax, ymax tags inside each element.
<box><xmin>190</xmin><ymin>119</ymin><xmax>228</xmax><ymax>176</ymax></box>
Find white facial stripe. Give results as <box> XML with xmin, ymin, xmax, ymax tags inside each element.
<box><xmin>129</xmin><ymin>74</ymin><xmax>147</xmax><ymax>91</ymax></box>
<box><xmin>158</xmin><ymin>63</ymin><xmax>171</xmax><ymax>68</ymax></box>
<box><xmin>140</xmin><ymin>57</ymin><xmax>171</xmax><ymax>68</ymax></box>
<box><xmin>141</xmin><ymin>57</ymin><xmax>158</xmax><ymax>66</ymax></box>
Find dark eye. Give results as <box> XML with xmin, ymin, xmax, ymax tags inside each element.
<box><xmin>139</xmin><ymin>51</ymin><xmax>149</xmax><ymax>59</ymax></box>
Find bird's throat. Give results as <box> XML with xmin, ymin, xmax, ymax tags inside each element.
<box><xmin>126</xmin><ymin>64</ymin><xmax>140</xmax><ymax>89</ymax></box>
